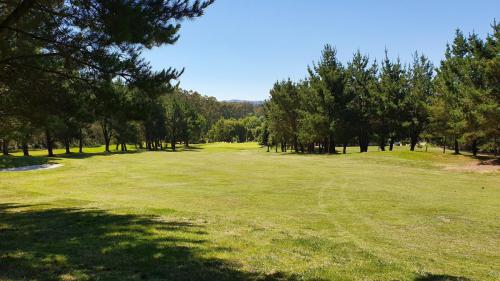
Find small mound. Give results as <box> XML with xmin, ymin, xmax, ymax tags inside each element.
<box><xmin>0</xmin><ymin>163</ymin><xmax>63</xmax><ymax>172</ymax></box>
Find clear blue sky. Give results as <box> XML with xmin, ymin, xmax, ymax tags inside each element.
<box><xmin>142</xmin><ymin>0</ymin><xmax>499</xmax><ymax>101</ymax></box>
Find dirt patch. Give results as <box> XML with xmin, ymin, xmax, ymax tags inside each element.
<box><xmin>442</xmin><ymin>159</ymin><xmax>499</xmax><ymax>173</ymax></box>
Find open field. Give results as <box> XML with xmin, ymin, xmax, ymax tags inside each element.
<box><xmin>0</xmin><ymin>143</ymin><xmax>498</xmax><ymax>281</ymax></box>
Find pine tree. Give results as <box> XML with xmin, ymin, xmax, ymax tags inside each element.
<box><xmin>345</xmin><ymin>51</ymin><xmax>378</xmax><ymax>152</ymax></box>
<box><xmin>404</xmin><ymin>52</ymin><xmax>434</xmax><ymax>151</ymax></box>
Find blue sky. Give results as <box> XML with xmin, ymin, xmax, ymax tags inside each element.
<box><xmin>142</xmin><ymin>0</ymin><xmax>499</xmax><ymax>101</ymax></box>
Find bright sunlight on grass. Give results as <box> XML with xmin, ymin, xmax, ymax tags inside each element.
<box><xmin>0</xmin><ymin>143</ymin><xmax>498</xmax><ymax>281</ymax></box>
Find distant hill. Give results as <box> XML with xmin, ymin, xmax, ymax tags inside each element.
<box><xmin>223</xmin><ymin>99</ymin><xmax>264</xmax><ymax>106</ymax></box>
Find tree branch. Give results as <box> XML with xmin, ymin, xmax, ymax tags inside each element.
<box><xmin>0</xmin><ymin>0</ymin><xmax>38</xmax><ymax>40</ymax></box>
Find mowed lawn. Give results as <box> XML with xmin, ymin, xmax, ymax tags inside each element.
<box><xmin>0</xmin><ymin>143</ymin><xmax>498</xmax><ymax>281</ymax></box>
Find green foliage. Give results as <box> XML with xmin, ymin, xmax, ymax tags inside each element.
<box><xmin>0</xmin><ymin>0</ymin><xmax>214</xmax><ymax>155</ymax></box>
<box><xmin>265</xmin><ymin>21</ymin><xmax>498</xmax><ymax>155</ymax></box>
<box><xmin>208</xmin><ymin>118</ymin><xmax>247</xmax><ymax>143</ymax></box>
<box><xmin>403</xmin><ymin>52</ymin><xmax>434</xmax><ymax>151</ymax></box>
<box><xmin>432</xmin><ymin>23</ymin><xmax>499</xmax><ymax>155</ymax></box>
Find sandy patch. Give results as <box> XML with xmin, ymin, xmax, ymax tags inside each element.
<box><xmin>442</xmin><ymin>159</ymin><xmax>499</xmax><ymax>173</ymax></box>
<box><xmin>0</xmin><ymin>163</ymin><xmax>63</xmax><ymax>172</ymax></box>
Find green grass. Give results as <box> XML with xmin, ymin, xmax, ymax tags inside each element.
<box><xmin>0</xmin><ymin>143</ymin><xmax>498</xmax><ymax>281</ymax></box>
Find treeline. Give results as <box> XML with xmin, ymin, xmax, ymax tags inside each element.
<box><xmin>0</xmin><ymin>0</ymin><xmax>222</xmax><ymax>156</ymax></box>
<box><xmin>0</xmin><ymin>81</ymin><xmax>262</xmax><ymax>154</ymax></box>
<box><xmin>144</xmin><ymin>90</ymin><xmax>263</xmax><ymax>150</ymax></box>
<box><xmin>208</xmin><ymin>115</ymin><xmax>265</xmax><ymax>143</ymax></box>
<box><xmin>264</xmin><ymin>22</ymin><xmax>499</xmax><ymax>156</ymax></box>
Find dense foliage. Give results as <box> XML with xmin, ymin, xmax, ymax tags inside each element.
<box><xmin>1</xmin><ymin>3</ymin><xmax>497</xmax><ymax>157</ymax></box>
<box><xmin>264</xmin><ymin>22</ymin><xmax>499</xmax><ymax>155</ymax></box>
<box><xmin>0</xmin><ymin>0</ymin><xmax>220</xmax><ymax>156</ymax></box>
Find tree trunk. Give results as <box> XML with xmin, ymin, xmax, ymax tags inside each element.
<box><xmin>379</xmin><ymin>137</ymin><xmax>386</xmax><ymax>151</ymax></box>
<box><xmin>64</xmin><ymin>137</ymin><xmax>71</xmax><ymax>154</ymax></box>
<box><xmin>389</xmin><ymin>138</ymin><xmax>394</xmax><ymax>151</ymax></box>
<box><xmin>359</xmin><ymin>137</ymin><xmax>368</xmax><ymax>153</ymax></box>
<box><xmin>22</xmin><ymin>142</ymin><xmax>29</xmax><ymax>156</ymax></box>
<box><xmin>471</xmin><ymin>138</ymin><xmax>478</xmax><ymax>157</ymax></box>
<box><xmin>343</xmin><ymin>143</ymin><xmax>347</xmax><ymax>154</ymax></box>
<box><xmin>454</xmin><ymin>138</ymin><xmax>460</xmax><ymax>154</ymax></box>
<box><xmin>2</xmin><ymin>139</ymin><xmax>9</xmax><ymax>156</ymax></box>
<box><xmin>410</xmin><ymin>136</ymin><xmax>417</xmax><ymax>151</ymax></box>
<box><xmin>442</xmin><ymin>136</ymin><xmax>446</xmax><ymax>154</ymax></box>
<box><xmin>101</xmin><ymin>121</ymin><xmax>111</xmax><ymax>153</ymax></box>
<box><xmin>327</xmin><ymin>135</ymin><xmax>336</xmax><ymax>154</ymax></box>
<box><xmin>308</xmin><ymin>143</ymin><xmax>314</xmax><ymax>153</ymax></box>
<box><xmin>79</xmin><ymin>129</ymin><xmax>84</xmax><ymax>153</ymax></box>
<box><xmin>46</xmin><ymin>130</ymin><xmax>54</xmax><ymax>157</ymax></box>
<box><xmin>359</xmin><ymin>131</ymin><xmax>369</xmax><ymax>153</ymax></box>
<box><xmin>494</xmin><ymin>136</ymin><xmax>497</xmax><ymax>157</ymax></box>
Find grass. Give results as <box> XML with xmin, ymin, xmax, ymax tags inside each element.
<box><xmin>0</xmin><ymin>143</ymin><xmax>498</xmax><ymax>281</ymax></box>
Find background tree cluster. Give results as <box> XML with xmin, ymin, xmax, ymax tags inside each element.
<box><xmin>0</xmin><ymin>0</ymin><xmax>214</xmax><ymax>156</ymax></box>
<box><xmin>264</xmin><ymin>22</ymin><xmax>499</xmax><ymax>155</ymax></box>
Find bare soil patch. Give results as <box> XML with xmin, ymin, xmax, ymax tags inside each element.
<box><xmin>442</xmin><ymin>158</ymin><xmax>499</xmax><ymax>173</ymax></box>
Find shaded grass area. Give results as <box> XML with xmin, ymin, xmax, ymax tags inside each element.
<box><xmin>0</xmin><ymin>204</ymin><xmax>302</xmax><ymax>281</ymax></box>
<box><xmin>0</xmin><ymin>156</ymin><xmax>50</xmax><ymax>169</ymax></box>
<box><xmin>0</xmin><ymin>143</ymin><xmax>498</xmax><ymax>280</ymax></box>
<box><xmin>1</xmin><ymin>146</ymin><xmax>143</xmax><ymax>169</ymax></box>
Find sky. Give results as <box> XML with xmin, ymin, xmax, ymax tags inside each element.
<box><xmin>141</xmin><ymin>0</ymin><xmax>499</xmax><ymax>101</ymax></box>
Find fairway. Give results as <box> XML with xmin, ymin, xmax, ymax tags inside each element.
<box><xmin>0</xmin><ymin>143</ymin><xmax>498</xmax><ymax>281</ymax></box>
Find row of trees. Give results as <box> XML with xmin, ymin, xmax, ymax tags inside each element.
<box><xmin>1</xmin><ymin>81</ymin><xmax>263</xmax><ymax>154</ymax></box>
<box><xmin>144</xmin><ymin>89</ymin><xmax>263</xmax><ymax>151</ymax></box>
<box><xmin>0</xmin><ymin>0</ymin><xmax>217</xmax><ymax>156</ymax></box>
<box><xmin>264</xmin><ymin>22</ymin><xmax>499</xmax><ymax>156</ymax></box>
<box><xmin>207</xmin><ymin>115</ymin><xmax>264</xmax><ymax>143</ymax></box>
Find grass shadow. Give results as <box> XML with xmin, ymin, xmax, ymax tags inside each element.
<box><xmin>0</xmin><ymin>204</ymin><xmax>306</xmax><ymax>281</ymax></box>
<box><xmin>414</xmin><ymin>273</ymin><xmax>473</xmax><ymax>281</ymax></box>
<box><xmin>0</xmin><ymin>155</ymin><xmax>50</xmax><ymax>169</ymax></box>
<box><xmin>55</xmin><ymin>150</ymin><xmax>144</xmax><ymax>159</ymax></box>
<box><xmin>159</xmin><ymin>145</ymin><xmax>205</xmax><ymax>153</ymax></box>
<box><xmin>459</xmin><ymin>153</ymin><xmax>500</xmax><ymax>166</ymax></box>
<box><xmin>1</xmin><ymin>150</ymin><xmax>145</xmax><ymax>169</ymax></box>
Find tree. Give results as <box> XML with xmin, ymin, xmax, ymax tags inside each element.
<box><xmin>379</xmin><ymin>50</ymin><xmax>407</xmax><ymax>151</ymax></box>
<box><xmin>404</xmin><ymin>52</ymin><xmax>434</xmax><ymax>151</ymax></box>
<box><xmin>345</xmin><ymin>51</ymin><xmax>378</xmax><ymax>152</ymax></box>
<box><xmin>433</xmin><ymin>26</ymin><xmax>499</xmax><ymax>156</ymax></box>
<box><xmin>307</xmin><ymin>44</ymin><xmax>346</xmax><ymax>153</ymax></box>
<box><xmin>1</xmin><ymin>0</ymin><xmax>214</xmax><ymax>156</ymax></box>
<box><xmin>208</xmin><ymin>118</ymin><xmax>247</xmax><ymax>143</ymax></box>
<box><xmin>266</xmin><ymin>80</ymin><xmax>300</xmax><ymax>152</ymax></box>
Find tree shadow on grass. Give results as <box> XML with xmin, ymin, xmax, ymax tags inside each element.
<box><xmin>160</xmin><ymin>146</ymin><xmax>204</xmax><ymax>153</ymax></box>
<box><xmin>56</xmin><ymin>149</ymin><xmax>144</xmax><ymax>159</ymax></box>
<box><xmin>414</xmin><ymin>274</ymin><xmax>473</xmax><ymax>281</ymax></box>
<box><xmin>0</xmin><ymin>150</ymin><xmax>144</xmax><ymax>169</ymax></box>
<box><xmin>473</xmin><ymin>155</ymin><xmax>499</xmax><ymax>166</ymax></box>
<box><xmin>0</xmin><ymin>204</ymin><xmax>306</xmax><ymax>281</ymax></box>
<box><xmin>0</xmin><ymin>156</ymin><xmax>50</xmax><ymax>169</ymax></box>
